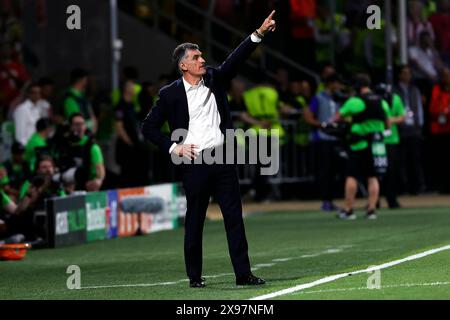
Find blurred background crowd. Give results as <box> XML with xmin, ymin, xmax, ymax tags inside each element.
<box><xmin>1</xmin><ymin>0</ymin><xmax>450</xmax><ymax>243</ymax></box>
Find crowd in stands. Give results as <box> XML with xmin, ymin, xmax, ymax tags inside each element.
<box><xmin>2</xmin><ymin>0</ymin><xmax>450</xmax><ymax>244</ymax></box>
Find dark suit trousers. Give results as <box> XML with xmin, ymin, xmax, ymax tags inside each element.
<box><xmin>181</xmin><ymin>151</ymin><xmax>251</xmax><ymax>279</ymax></box>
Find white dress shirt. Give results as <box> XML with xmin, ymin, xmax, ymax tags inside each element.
<box><xmin>169</xmin><ymin>33</ymin><xmax>262</xmax><ymax>154</ymax></box>
<box><xmin>13</xmin><ymin>99</ymin><xmax>48</xmax><ymax>146</ymax></box>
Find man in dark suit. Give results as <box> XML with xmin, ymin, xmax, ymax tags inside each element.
<box><xmin>141</xmin><ymin>11</ymin><xmax>277</xmax><ymax>288</ymax></box>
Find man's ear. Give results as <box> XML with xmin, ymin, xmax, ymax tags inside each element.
<box><xmin>180</xmin><ymin>62</ymin><xmax>187</xmax><ymax>72</ymax></box>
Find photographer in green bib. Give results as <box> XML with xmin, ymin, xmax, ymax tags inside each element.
<box><xmin>331</xmin><ymin>74</ymin><xmax>390</xmax><ymax>220</ymax></box>
<box><xmin>374</xmin><ymin>83</ymin><xmax>406</xmax><ymax>209</ymax></box>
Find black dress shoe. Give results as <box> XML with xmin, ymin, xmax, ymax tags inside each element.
<box><xmin>189</xmin><ymin>277</ymin><xmax>206</xmax><ymax>288</ymax></box>
<box><xmin>236</xmin><ymin>274</ymin><xmax>266</xmax><ymax>286</ymax></box>
<box><xmin>388</xmin><ymin>200</ymin><xmax>401</xmax><ymax>209</ymax></box>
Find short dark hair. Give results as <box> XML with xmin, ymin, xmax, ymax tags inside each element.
<box><xmin>172</xmin><ymin>43</ymin><xmax>200</xmax><ymax>74</ymax></box>
<box><xmin>36</xmin><ymin>118</ymin><xmax>52</xmax><ymax>132</ymax></box>
<box><xmin>353</xmin><ymin>73</ymin><xmax>371</xmax><ymax>90</ymax></box>
<box><xmin>70</xmin><ymin>68</ymin><xmax>89</xmax><ymax>84</ymax></box>
<box><xmin>38</xmin><ymin>77</ymin><xmax>54</xmax><ymax>86</ymax></box>
<box><xmin>69</xmin><ymin>112</ymin><xmax>85</xmax><ymax>124</ymax></box>
<box><xmin>27</xmin><ymin>82</ymin><xmax>40</xmax><ymax>94</ymax></box>
<box><xmin>123</xmin><ymin>66</ymin><xmax>139</xmax><ymax>80</ymax></box>
<box><xmin>419</xmin><ymin>30</ymin><xmax>431</xmax><ymax>40</ymax></box>
<box><xmin>36</xmin><ymin>154</ymin><xmax>54</xmax><ymax>167</ymax></box>
<box><xmin>323</xmin><ymin>72</ymin><xmax>342</xmax><ymax>84</ymax></box>
<box><xmin>11</xmin><ymin>142</ymin><xmax>24</xmax><ymax>154</ymax></box>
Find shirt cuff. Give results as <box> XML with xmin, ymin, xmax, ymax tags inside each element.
<box><xmin>169</xmin><ymin>143</ymin><xmax>177</xmax><ymax>154</ymax></box>
<box><xmin>250</xmin><ymin>33</ymin><xmax>262</xmax><ymax>43</ymax></box>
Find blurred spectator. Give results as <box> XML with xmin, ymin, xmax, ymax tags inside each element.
<box><xmin>428</xmin><ymin>0</ymin><xmax>450</xmax><ymax>64</ymax></box>
<box><xmin>428</xmin><ymin>67</ymin><xmax>450</xmax><ymax>193</ymax></box>
<box><xmin>14</xmin><ymin>156</ymin><xmax>65</xmax><ymax>243</ymax></box>
<box><xmin>228</xmin><ymin>78</ymin><xmax>251</xmax><ymax>152</ymax></box>
<box><xmin>274</xmin><ymin>68</ymin><xmax>290</xmax><ymax>103</ymax></box>
<box><xmin>394</xmin><ymin>65</ymin><xmax>426</xmax><ymax>194</ymax></box>
<box><xmin>0</xmin><ymin>42</ymin><xmax>30</xmax><ymax>119</ymax></box>
<box><xmin>138</xmin><ymin>81</ymin><xmax>157</xmax><ymax>119</ymax></box>
<box><xmin>56</xmin><ymin>113</ymin><xmax>105</xmax><ymax>192</ymax></box>
<box><xmin>409</xmin><ymin>31</ymin><xmax>444</xmax><ymax>83</ymax></box>
<box><xmin>377</xmin><ymin>85</ymin><xmax>406</xmax><ymax>209</ymax></box>
<box><xmin>304</xmin><ymin>73</ymin><xmax>343</xmax><ymax>211</ymax></box>
<box><xmin>287</xmin><ymin>79</ymin><xmax>314</xmax><ymax>139</ymax></box>
<box><xmin>146</xmin><ymin>74</ymin><xmax>174</xmax><ymax>184</ymax></box>
<box><xmin>228</xmin><ymin>78</ymin><xmax>248</xmax><ymax>119</ymax></box>
<box><xmin>114</xmin><ymin>80</ymin><xmax>148</xmax><ymax>187</ymax></box>
<box><xmin>408</xmin><ymin>0</ymin><xmax>435</xmax><ymax>46</ymax></box>
<box><xmin>289</xmin><ymin>0</ymin><xmax>317</xmax><ymax>69</ymax></box>
<box><xmin>1</xmin><ymin>189</ymin><xmax>16</xmax><ymax>215</ymax></box>
<box><xmin>12</xmin><ymin>82</ymin><xmax>47</xmax><ymax>146</ymax></box>
<box><xmin>0</xmin><ymin>189</ymin><xmax>20</xmax><ymax>244</ymax></box>
<box><xmin>313</xmin><ymin>5</ymin><xmax>347</xmax><ymax>67</ymax></box>
<box><xmin>63</xmin><ymin>68</ymin><xmax>97</xmax><ymax>134</ymax></box>
<box><xmin>317</xmin><ymin>64</ymin><xmax>336</xmax><ymax>93</ymax></box>
<box><xmin>422</xmin><ymin>0</ymin><xmax>437</xmax><ymax>19</ymax></box>
<box><xmin>429</xmin><ymin>68</ymin><xmax>450</xmax><ymax>134</ymax></box>
<box><xmin>242</xmin><ymin>79</ymin><xmax>284</xmax><ymax>201</ymax></box>
<box><xmin>37</xmin><ymin>76</ymin><xmax>55</xmax><ymax>118</ymax></box>
<box><xmin>24</xmin><ymin>118</ymin><xmax>53</xmax><ymax>172</ymax></box>
<box><xmin>112</xmin><ymin>66</ymin><xmax>142</xmax><ymax>113</ymax></box>
<box><xmin>0</xmin><ymin>142</ymin><xmax>31</xmax><ymax>201</ymax></box>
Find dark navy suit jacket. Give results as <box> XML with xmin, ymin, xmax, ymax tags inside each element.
<box><xmin>141</xmin><ymin>36</ymin><xmax>259</xmax><ymax>154</ymax></box>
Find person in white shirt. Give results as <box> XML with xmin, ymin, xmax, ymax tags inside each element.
<box><xmin>13</xmin><ymin>83</ymin><xmax>48</xmax><ymax>146</ymax></box>
<box><xmin>409</xmin><ymin>31</ymin><xmax>444</xmax><ymax>82</ymax></box>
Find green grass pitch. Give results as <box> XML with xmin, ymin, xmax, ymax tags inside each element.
<box><xmin>1</xmin><ymin>206</ymin><xmax>450</xmax><ymax>300</ymax></box>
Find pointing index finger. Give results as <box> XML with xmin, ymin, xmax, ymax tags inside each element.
<box><xmin>267</xmin><ymin>10</ymin><xmax>276</xmax><ymax>20</ymax></box>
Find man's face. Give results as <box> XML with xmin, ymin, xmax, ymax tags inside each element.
<box><xmin>29</xmin><ymin>86</ymin><xmax>42</xmax><ymax>103</ymax></box>
<box><xmin>231</xmin><ymin>79</ymin><xmax>246</xmax><ymax>97</ymax></box>
<box><xmin>400</xmin><ymin>67</ymin><xmax>412</xmax><ymax>83</ymax></box>
<box><xmin>329</xmin><ymin>81</ymin><xmax>341</xmax><ymax>93</ymax></box>
<box><xmin>180</xmin><ymin>49</ymin><xmax>206</xmax><ymax>77</ymax></box>
<box><xmin>275</xmin><ymin>68</ymin><xmax>289</xmax><ymax>85</ymax></box>
<box><xmin>321</xmin><ymin>66</ymin><xmax>335</xmax><ymax>80</ymax></box>
<box><xmin>77</xmin><ymin>77</ymin><xmax>88</xmax><ymax>91</ymax></box>
<box><xmin>442</xmin><ymin>69</ymin><xmax>450</xmax><ymax>85</ymax></box>
<box><xmin>71</xmin><ymin>116</ymin><xmax>87</xmax><ymax>138</ymax></box>
<box><xmin>41</xmin><ymin>84</ymin><xmax>54</xmax><ymax>99</ymax></box>
<box><xmin>290</xmin><ymin>81</ymin><xmax>302</xmax><ymax>96</ymax></box>
<box><xmin>126</xmin><ymin>81</ymin><xmax>135</xmax><ymax>96</ymax></box>
<box><xmin>37</xmin><ymin>160</ymin><xmax>54</xmax><ymax>176</ymax></box>
<box><xmin>301</xmin><ymin>81</ymin><xmax>312</xmax><ymax>98</ymax></box>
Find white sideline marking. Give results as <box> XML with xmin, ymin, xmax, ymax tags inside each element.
<box><xmin>82</xmin><ymin>280</ymin><xmax>187</xmax><ymax>290</ymax></box>
<box><xmin>272</xmin><ymin>258</ymin><xmax>292</xmax><ymax>262</ymax></box>
<box><xmin>250</xmin><ymin>244</ymin><xmax>450</xmax><ymax>300</ymax></box>
<box><xmin>81</xmin><ymin>273</ymin><xmax>235</xmax><ymax>290</ymax></box>
<box><xmin>254</xmin><ymin>263</ymin><xmax>275</xmax><ymax>268</ymax></box>
<box><xmin>296</xmin><ymin>281</ymin><xmax>450</xmax><ymax>295</ymax></box>
<box><xmin>80</xmin><ymin>246</ymin><xmax>350</xmax><ymax>290</ymax></box>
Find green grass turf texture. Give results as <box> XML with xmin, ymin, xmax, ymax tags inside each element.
<box><xmin>1</xmin><ymin>206</ymin><xmax>450</xmax><ymax>300</ymax></box>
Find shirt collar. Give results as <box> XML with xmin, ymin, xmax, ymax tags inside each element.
<box><xmin>182</xmin><ymin>77</ymin><xmax>204</xmax><ymax>92</ymax></box>
<box><xmin>25</xmin><ymin>99</ymin><xmax>39</xmax><ymax>107</ymax></box>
